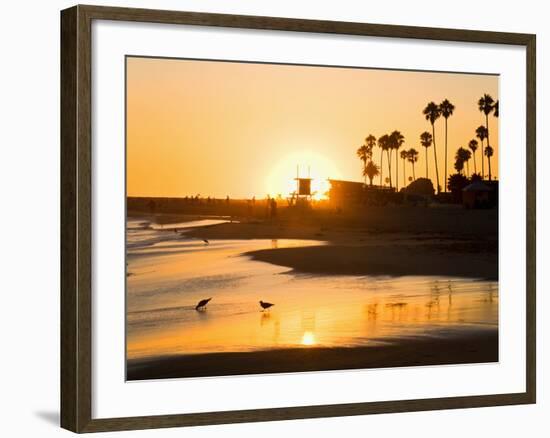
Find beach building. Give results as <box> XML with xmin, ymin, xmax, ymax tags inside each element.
<box><xmin>327</xmin><ymin>179</ymin><xmax>396</xmax><ymax>208</ymax></box>
<box><xmin>462</xmin><ymin>181</ymin><xmax>494</xmax><ymax>209</ymax></box>
<box><xmin>328</xmin><ymin>179</ymin><xmax>365</xmax><ymax>207</ymax></box>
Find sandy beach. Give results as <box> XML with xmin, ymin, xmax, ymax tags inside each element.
<box><xmin>126</xmin><ymin>209</ymin><xmax>498</xmax><ymax>380</ymax></box>
<box><xmin>183</xmin><ymin>211</ymin><xmax>497</xmax><ymax>280</ymax></box>
<box><xmin>127</xmin><ymin>328</ymin><xmax>498</xmax><ymax>380</ymax></box>
<box><xmin>246</xmin><ymin>242</ymin><xmax>496</xmax><ymax>279</ymax></box>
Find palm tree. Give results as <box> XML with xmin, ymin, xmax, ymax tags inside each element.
<box><xmin>484</xmin><ymin>145</ymin><xmax>494</xmax><ymax>180</ymax></box>
<box><xmin>454</xmin><ymin>156</ymin><xmax>464</xmax><ymax>174</ymax></box>
<box><xmin>364</xmin><ymin>161</ymin><xmax>379</xmax><ymax>186</ymax></box>
<box><xmin>448</xmin><ymin>173</ymin><xmax>469</xmax><ymax>196</ymax></box>
<box><xmin>390</xmin><ymin>130</ymin><xmax>405</xmax><ymax>191</ymax></box>
<box><xmin>468</xmin><ymin>139</ymin><xmax>479</xmax><ymax>174</ymax></box>
<box><xmin>400</xmin><ymin>149</ymin><xmax>408</xmax><ymax>187</ymax></box>
<box><xmin>454</xmin><ymin>148</ymin><xmax>464</xmax><ymax>175</ymax></box>
<box><xmin>407</xmin><ymin>148</ymin><xmax>419</xmax><ymax>180</ymax></box>
<box><xmin>378</xmin><ymin>134</ymin><xmax>392</xmax><ymax>188</ymax></box>
<box><xmin>423</xmin><ymin>102</ymin><xmax>441</xmax><ymax>193</ymax></box>
<box><xmin>357</xmin><ymin>135</ymin><xmax>376</xmax><ymax>184</ymax></box>
<box><xmin>420</xmin><ymin>131</ymin><xmax>432</xmax><ymax>179</ymax></box>
<box><xmin>378</xmin><ymin>134</ymin><xmax>389</xmax><ymax>186</ymax></box>
<box><xmin>439</xmin><ymin>99</ymin><xmax>455</xmax><ymax>192</ymax></box>
<box><xmin>478</xmin><ymin>94</ymin><xmax>495</xmax><ymax>179</ymax></box>
<box><xmin>475</xmin><ymin>125</ymin><xmax>488</xmax><ymax>179</ymax></box>
<box><xmin>455</xmin><ymin>147</ymin><xmax>471</xmax><ymax>176</ymax></box>
<box><xmin>366</xmin><ymin>134</ymin><xmax>377</xmax><ymax>149</ymax></box>
<box><xmin>356</xmin><ymin>144</ymin><xmax>370</xmax><ymax>184</ymax></box>
<box><xmin>386</xmin><ymin>142</ymin><xmax>393</xmax><ymax>188</ymax></box>
<box><xmin>463</xmin><ymin>149</ymin><xmax>472</xmax><ymax>176</ymax></box>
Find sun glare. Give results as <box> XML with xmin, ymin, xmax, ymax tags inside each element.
<box><xmin>301</xmin><ymin>331</ymin><xmax>316</xmax><ymax>346</ymax></box>
<box><xmin>266</xmin><ymin>150</ymin><xmax>342</xmax><ymax>200</ymax></box>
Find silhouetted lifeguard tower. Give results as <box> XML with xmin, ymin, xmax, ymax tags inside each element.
<box><xmin>288</xmin><ymin>165</ymin><xmax>313</xmax><ymax>206</ymax></box>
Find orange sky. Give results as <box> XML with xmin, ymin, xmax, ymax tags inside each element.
<box><xmin>126</xmin><ymin>56</ymin><xmax>498</xmax><ymax>198</ymax></box>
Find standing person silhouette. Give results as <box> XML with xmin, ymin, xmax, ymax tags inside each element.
<box><xmin>270</xmin><ymin>198</ymin><xmax>277</xmax><ymax>219</ymax></box>
<box><xmin>265</xmin><ymin>195</ymin><xmax>271</xmax><ymax>218</ymax></box>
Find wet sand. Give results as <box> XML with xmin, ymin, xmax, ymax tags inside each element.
<box><xmin>246</xmin><ymin>243</ymin><xmax>497</xmax><ymax>280</ymax></box>
<box><xmin>127</xmin><ymin>328</ymin><xmax>498</xmax><ymax>380</ymax></box>
<box><xmin>186</xmin><ymin>221</ymin><xmax>497</xmax><ymax>280</ymax></box>
<box><xmin>131</xmin><ymin>203</ymin><xmax>498</xmax><ymax>237</ymax></box>
<box><xmin>127</xmin><ymin>213</ymin><xmax>498</xmax><ymax>379</ymax></box>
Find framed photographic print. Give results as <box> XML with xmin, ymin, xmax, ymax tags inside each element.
<box><xmin>60</xmin><ymin>4</ymin><xmax>536</xmax><ymax>433</ymax></box>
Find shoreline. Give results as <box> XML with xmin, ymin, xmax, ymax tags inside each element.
<box><xmin>127</xmin><ymin>328</ymin><xmax>498</xmax><ymax>381</ymax></box>
<box><xmin>181</xmin><ymin>221</ymin><xmax>497</xmax><ymax>281</ymax></box>
<box><xmin>245</xmin><ymin>243</ymin><xmax>497</xmax><ymax>280</ymax></box>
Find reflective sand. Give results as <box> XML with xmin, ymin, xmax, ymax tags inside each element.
<box><xmin>126</xmin><ymin>219</ymin><xmax>498</xmax><ymax>360</ymax></box>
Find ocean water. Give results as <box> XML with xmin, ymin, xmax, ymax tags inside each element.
<box><xmin>126</xmin><ymin>217</ymin><xmax>498</xmax><ymax>360</ymax></box>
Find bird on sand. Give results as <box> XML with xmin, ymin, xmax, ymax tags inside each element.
<box><xmin>202</xmin><ymin>239</ymin><xmax>209</xmax><ymax>245</ymax></box>
<box><xmin>195</xmin><ymin>297</ymin><xmax>212</xmax><ymax>311</ymax></box>
<box><xmin>259</xmin><ymin>300</ymin><xmax>274</xmax><ymax>311</ymax></box>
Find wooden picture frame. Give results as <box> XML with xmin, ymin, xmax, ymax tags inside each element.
<box><xmin>61</xmin><ymin>4</ymin><xmax>536</xmax><ymax>433</ymax></box>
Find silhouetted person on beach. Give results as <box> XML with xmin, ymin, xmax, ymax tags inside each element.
<box><xmin>270</xmin><ymin>198</ymin><xmax>277</xmax><ymax>219</ymax></box>
<box><xmin>265</xmin><ymin>195</ymin><xmax>271</xmax><ymax>218</ymax></box>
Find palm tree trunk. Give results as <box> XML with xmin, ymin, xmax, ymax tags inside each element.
<box><xmin>473</xmin><ymin>153</ymin><xmax>477</xmax><ymax>174</ymax></box>
<box><xmin>425</xmin><ymin>147</ymin><xmax>428</xmax><ymax>178</ymax></box>
<box><xmin>481</xmin><ymin>140</ymin><xmax>485</xmax><ymax>180</ymax></box>
<box><xmin>466</xmin><ymin>161</ymin><xmax>470</xmax><ymax>177</ymax></box>
<box><xmin>403</xmin><ymin>159</ymin><xmax>406</xmax><ymax>187</ymax></box>
<box><xmin>432</xmin><ymin>124</ymin><xmax>440</xmax><ymax>194</ymax></box>
<box><xmin>380</xmin><ymin>150</ymin><xmax>384</xmax><ymax>186</ymax></box>
<box><xmin>444</xmin><ymin>118</ymin><xmax>448</xmax><ymax>192</ymax></box>
<box><xmin>363</xmin><ymin>159</ymin><xmax>367</xmax><ymax>185</ymax></box>
<box><xmin>386</xmin><ymin>150</ymin><xmax>392</xmax><ymax>188</ymax></box>
<box><xmin>412</xmin><ymin>162</ymin><xmax>416</xmax><ymax>180</ymax></box>
<box><xmin>395</xmin><ymin>150</ymin><xmax>399</xmax><ymax>192</ymax></box>
<box><xmin>485</xmin><ymin>114</ymin><xmax>491</xmax><ymax>181</ymax></box>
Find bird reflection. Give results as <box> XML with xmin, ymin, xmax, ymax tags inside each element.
<box><xmin>260</xmin><ymin>312</ymin><xmax>271</xmax><ymax>326</ymax></box>
<box><xmin>259</xmin><ymin>311</ymin><xmax>280</xmax><ymax>344</ymax></box>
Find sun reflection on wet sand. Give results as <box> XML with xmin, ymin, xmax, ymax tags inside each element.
<box><xmin>301</xmin><ymin>331</ymin><xmax>316</xmax><ymax>346</ymax></box>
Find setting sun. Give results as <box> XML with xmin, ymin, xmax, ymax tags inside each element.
<box><xmin>266</xmin><ymin>150</ymin><xmax>342</xmax><ymax>200</ymax></box>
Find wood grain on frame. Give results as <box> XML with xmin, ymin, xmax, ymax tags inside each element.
<box><xmin>60</xmin><ymin>4</ymin><xmax>536</xmax><ymax>433</ymax></box>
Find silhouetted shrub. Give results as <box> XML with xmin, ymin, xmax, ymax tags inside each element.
<box><xmin>470</xmin><ymin>172</ymin><xmax>483</xmax><ymax>182</ymax></box>
<box><xmin>447</xmin><ymin>173</ymin><xmax>470</xmax><ymax>203</ymax></box>
<box><xmin>403</xmin><ymin>178</ymin><xmax>435</xmax><ymax>196</ymax></box>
